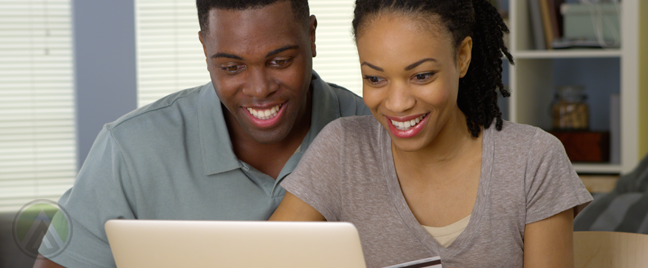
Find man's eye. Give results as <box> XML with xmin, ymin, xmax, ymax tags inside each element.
<box><xmin>269</xmin><ymin>58</ymin><xmax>291</xmax><ymax>67</ymax></box>
<box><xmin>220</xmin><ymin>65</ymin><xmax>245</xmax><ymax>74</ymax></box>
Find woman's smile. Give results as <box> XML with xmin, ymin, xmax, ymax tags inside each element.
<box><xmin>385</xmin><ymin>113</ymin><xmax>429</xmax><ymax>138</ymax></box>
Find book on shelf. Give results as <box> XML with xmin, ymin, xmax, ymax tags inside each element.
<box><xmin>528</xmin><ymin>0</ymin><xmax>546</xmax><ymax>50</ymax></box>
<box><xmin>539</xmin><ymin>0</ymin><xmax>554</xmax><ymax>49</ymax></box>
<box><xmin>529</xmin><ymin>0</ymin><xmax>565</xmax><ymax>50</ymax></box>
<box><xmin>610</xmin><ymin>94</ymin><xmax>620</xmax><ymax>164</ymax></box>
<box><xmin>548</xmin><ymin>0</ymin><xmax>563</xmax><ymax>38</ymax></box>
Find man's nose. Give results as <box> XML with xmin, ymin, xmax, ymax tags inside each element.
<box><xmin>242</xmin><ymin>68</ymin><xmax>278</xmax><ymax>99</ymax></box>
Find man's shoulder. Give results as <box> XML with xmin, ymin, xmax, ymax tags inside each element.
<box><xmin>324</xmin><ymin>82</ymin><xmax>363</xmax><ymax>105</ymax></box>
<box><xmin>315</xmin><ymin>75</ymin><xmax>371</xmax><ymax>117</ymax></box>
<box><xmin>325</xmin><ymin>81</ymin><xmax>360</xmax><ymax>99</ymax></box>
<box><xmin>105</xmin><ymin>82</ymin><xmax>210</xmax><ymax>132</ymax></box>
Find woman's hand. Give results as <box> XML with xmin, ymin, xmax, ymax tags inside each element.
<box><xmin>269</xmin><ymin>192</ymin><xmax>326</xmax><ymax>221</ymax></box>
<box><xmin>523</xmin><ymin>209</ymin><xmax>575</xmax><ymax>268</ymax></box>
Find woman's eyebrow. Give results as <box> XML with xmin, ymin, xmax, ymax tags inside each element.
<box><xmin>361</xmin><ymin>62</ymin><xmax>384</xmax><ymax>72</ymax></box>
<box><xmin>405</xmin><ymin>58</ymin><xmax>437</xmax><ymax>71</ymax></box>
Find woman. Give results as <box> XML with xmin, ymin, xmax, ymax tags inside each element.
<box><xmin>270</xmin><ymin>0</ymin><xmax>592</xmax><ymax>267</ymax></box>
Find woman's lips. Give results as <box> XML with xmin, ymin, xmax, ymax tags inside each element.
<box><xmin>386</xmin><ymin>113</ymin><xmax>429</xmax><ymax>139</ymax></box>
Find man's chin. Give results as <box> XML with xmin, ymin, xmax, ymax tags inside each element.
<box><xmin>243</xmin><ymin>127</ymin><xmax>292</xmax><ymax>145</ymax></box>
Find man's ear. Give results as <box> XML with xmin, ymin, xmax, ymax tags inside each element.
<box><xmin>198</xmin><ymin>31</ymin><xmax>208</xmax><ymax>57</ymax></box>
<box><xmin>309</xmin><ymin>15</ymin><xmax>317</xmax><ymax>57</ymax></box>
<box><xmin>457</xmin><ymin>36</ymin><xmax>472</xmax><ymax>78</ymax></box>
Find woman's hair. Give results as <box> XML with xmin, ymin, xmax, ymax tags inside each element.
<box><xmin>353</xmin><ymin>0</ymin><xmax>514</xmax><ymax>137</ymax></box>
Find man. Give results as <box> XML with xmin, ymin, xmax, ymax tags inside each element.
<box><xmin>34</xmin><ymin>0</ymin><xmax>369</xmax><ymax>267</ymax></box>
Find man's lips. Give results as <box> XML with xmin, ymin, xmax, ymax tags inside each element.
<box><xmin>243</xmin><ymin>102</ymin><xmax>287</xmax><ymax>128</ymax></box>
<box><xmin>245</xmin><ymin>103</ymin><xmax>283</xmax><ymax>120</ymax></box>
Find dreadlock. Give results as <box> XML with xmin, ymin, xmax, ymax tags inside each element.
<box><xmin>353</xmin><ymin>0</ymin><xmax>514</xmax><ymax>137</ymax></box>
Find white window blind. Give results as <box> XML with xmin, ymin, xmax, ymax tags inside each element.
<box><xmin>310</xmin><ymin>0</ymin><xmax>362</xmax><ymax>95</ymax></box>
<box><xmin>136</xmin><ymin>0</ymin><xmax>210</xmax><ymax>106</ymax></box>
<box><xmin>0</xmin><ymin>0</ymin><xmax>76</xmax><ymax>212</ymax></box>
<box><xmin>135</xmin><ymin>0</ymin><xmax>362</xmax><ymax>108</ymax></box>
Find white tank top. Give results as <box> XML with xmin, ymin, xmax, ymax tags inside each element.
<box><xmin>421</xmin><ymin>214</ymin><xmax>471</xmax><ymax>247</ymax></box>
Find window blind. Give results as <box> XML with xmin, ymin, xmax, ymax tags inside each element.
<box><xmin>0</xmin><ymin>0</ymin><xmax>76</xmax><ymax>212</ymax></box>
<box><xmin>135</xmin><ymin>0</ymin><xmax>362</xmax><ymax>108</ymax></box>
<box><xmin>310</xmin><ymin>0</ymin><xmax>362</xmax><ymax>95</ymax></box>
<box><xmin>136</xmin><ymin>0</ymin><xmax>210</xmax><ymax>106</ymax></box>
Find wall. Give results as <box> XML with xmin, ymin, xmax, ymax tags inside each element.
<box><xmin>73</xmin><ymin>0</ymin><xmax>137</xmax><ymax>168</ymax></box>
<box><xmin>639</xmin><ymin>0</ymin><xmax>648</xmax><ymax>159</ymax></box>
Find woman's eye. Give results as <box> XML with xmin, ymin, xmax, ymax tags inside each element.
<box><xmin>413</xmin><ymin>72</ymin><xmax>434</xmax><ymax>81</ymax></box>
<box><xmin>363</xmin><ymin>75</ymin><xmax>384</xmax><ymax>85</ymax></box>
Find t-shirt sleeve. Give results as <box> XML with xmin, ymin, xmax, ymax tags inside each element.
<box><xmin>280</xmin><ymin>120</ymin><xmax>345</xmax><ymax>221</ymax></box>
<box><xmin>524</xmin><ymin>130</ymin><xmax>594</xmax><ymax>225</ymax></box>
<box><xmin>38</xmin><ymin>127</ymin><xmax>136</xmax><ymax>267</ymax></box>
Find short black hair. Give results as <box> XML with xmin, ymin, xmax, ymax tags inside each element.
<box><xmin>197</xmin><ymin>0</ymin><xmax>310</xmax><ymax>33</ymax></box>
<box><xmin>353</xmin><ymin>0</ymin><xmax>514</xmax><ymax>137</ymax></box>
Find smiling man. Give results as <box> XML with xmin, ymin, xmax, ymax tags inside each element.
<box><xmin>33</xmin><ymin>0</ymin><xmax>369</xmax><ymax>267</ymax></box>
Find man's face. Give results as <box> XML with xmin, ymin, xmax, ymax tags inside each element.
<box><xmin>199</xmin><ymin>1</ymin><xmax>316</xmax><ymax>144</ymax></box>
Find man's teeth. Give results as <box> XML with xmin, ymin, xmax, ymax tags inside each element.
<box><xmin>391</xmin><ymin>114</ymin><xmax>426</xmax><ymax>130</ymax></box>
<box><xmin>247</xmin><ymin>104</ymin><xmax>282</xmax><ymax>120</ymax></box>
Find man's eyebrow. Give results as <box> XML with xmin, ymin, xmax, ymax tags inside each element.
<box><xmin>210</xmin><ymin>45</ymin><xmax>299</xmax><ymax>60</ymax></box>
<box><xmin>266</xmin><ymin>45</ymin><xmax>299</xmax><ymax>58</ymax></box>
<box><xmin>211</xmin><ymin>53</ymin><xmax>243</xmax><ymax>60</ymax></box>
<box><xmin>361</xmin><ymin>62</ymin><xmax>384</xmax><ymax>72</ymax></box>
<box><xmin>405</xmin><ymin>58</ymin><xmax>437</xmax><ymax>71</ymax></box>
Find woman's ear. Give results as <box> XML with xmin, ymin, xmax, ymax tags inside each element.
<box><xmin>457</xmin><ymin>36</ymin><xmax>473</xmax><ymax>78</ymax></box>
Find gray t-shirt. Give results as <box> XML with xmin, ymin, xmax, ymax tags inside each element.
<box><xmin>281</xmin><ymin>116</ymin><xmax>593</xmax><ymax>268</ymax></box>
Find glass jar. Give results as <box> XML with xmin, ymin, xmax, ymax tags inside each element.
<box><xmin>552</xmin><ymin>86</ymin><xmax>589</xmax><ymax>130</ymax></box>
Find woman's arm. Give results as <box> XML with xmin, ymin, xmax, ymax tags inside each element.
<box><xmin>523</xmin><ymin>209</ymin><xmax>574</xmax><ymax>268</ymax></box>
<box><xmin>269</xmin><ymin>192</ymin><xmax>326</xmax><ymax>221</ymax></box>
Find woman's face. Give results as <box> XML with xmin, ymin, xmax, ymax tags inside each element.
<box><xmin>357</xmin><ymin>13</ymin><xmax>472</xmax><ymax>152</ymax></box>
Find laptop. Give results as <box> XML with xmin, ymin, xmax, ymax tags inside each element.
<box><xmin>105</xmin><ymin>220</ymin><xmax>367</xmax><ymax>268</ymax></box>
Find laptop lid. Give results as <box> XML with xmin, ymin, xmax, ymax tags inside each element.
<box><xmin>105</xmin><ymin>220</ymin><xmax>366</xmax><ymax>268</ymax></box>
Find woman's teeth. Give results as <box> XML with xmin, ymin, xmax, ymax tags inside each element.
<box><xmin>247</xmin><ymin>104</ymin><xmax>282</xmax><ymax>120</ymax></box>
<box><xmin>391</xmin><ymin>114</ymin><xmax>426</xmax><ymax>130</ymax></box>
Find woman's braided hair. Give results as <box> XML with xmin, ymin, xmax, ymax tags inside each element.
<box><xmin>353</xmin><ymin>0</ymin><xmax>514</xmax><ymax>137</ymax></box>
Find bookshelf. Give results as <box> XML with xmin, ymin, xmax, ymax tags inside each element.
<box><xmin>507</xmin><ymin>0</ymin><xmax>648</xmax><ymax>175</ymax></box>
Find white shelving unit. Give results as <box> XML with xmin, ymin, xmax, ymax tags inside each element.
<box><xmin>507</xmin><ymin>0</ymin><xmax>647</xmax><ymax>175</ymax></box>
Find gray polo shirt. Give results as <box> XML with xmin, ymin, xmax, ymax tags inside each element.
<box><xmin>39</xmin><ymin>72</ymin><xmax>370</xmax><ymax>267</ymax></box>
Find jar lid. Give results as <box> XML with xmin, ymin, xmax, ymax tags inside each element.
<box><xmin>557</xmin><ymin>86</ymin><xmax>586</xmax><ymax>102</ymax></box>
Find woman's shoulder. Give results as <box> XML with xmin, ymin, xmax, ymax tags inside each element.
<box><xmin>323</xmin><ymin>115</ymin><xmax>381</xmax><ymax>136</ymax></box>
<box><xmin>313</xmin><ymin>115</ymin><xmax>383</xmax><ymax>148</ymax></box>
<box><xmin>333</xmin><ymin>115</ymin><xmax>379</xmax><ymax>127</ymax></box>
<box><xmin>493</xmin><ymin>120</ymin><xmax>567</xmax><ymax>159</ymax></box>
<box><xmin>496</xmin><ymin>120</ymin><xmax>559</xmax><ymax>143</ymax></box>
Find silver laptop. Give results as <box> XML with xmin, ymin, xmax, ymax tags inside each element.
<box><xmin>105</xmin><ymin>220</ymin><xmax>367</xmax><ymax>268</ymax></box>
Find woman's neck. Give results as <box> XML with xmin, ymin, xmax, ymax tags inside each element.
<box><xmin>392</xmin><ymin>107</ymin><xmax>482</xmax><ymax>181</ymax></box>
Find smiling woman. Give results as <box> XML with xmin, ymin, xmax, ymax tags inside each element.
<box><xmin>270</xmin><ymin>1</ymin><xmax>593</xmax><ymax>267</ymax></box>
